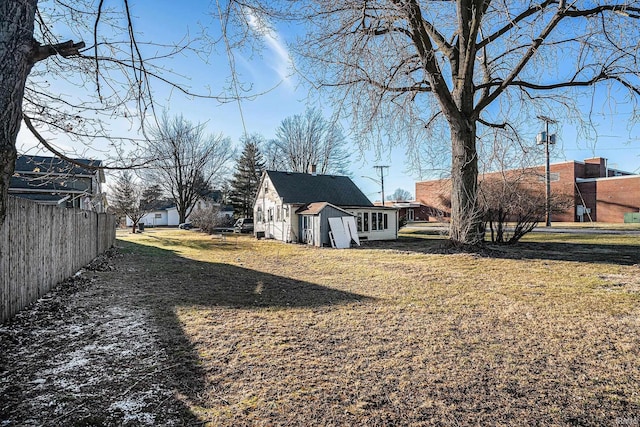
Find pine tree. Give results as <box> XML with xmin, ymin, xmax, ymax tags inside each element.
<box><xmin>110</xmin><ymin>171</ymin><xmax>144</xmax><ymax>232</ymax></box>
<box><xmin>230</xmin><ymin>136</ymin><xmax>266</xmax><ymax>218</ymax></box>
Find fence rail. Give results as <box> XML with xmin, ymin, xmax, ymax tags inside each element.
<box><xmin>0</xmin><ymin>196</ymin><xmax>116</xmax><ymax>323</ymax></box>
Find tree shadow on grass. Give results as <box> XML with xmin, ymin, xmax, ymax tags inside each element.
<box><xmin>488</xmin><ymin>240</ymin><xmax>640</xmax><ymax>266</ymax></box>
<box><xmin>362</xmin><ymin>236</ymin><xmax>640</xmax><ymax>266</ymax></box>
<box><xmin>118</xmin><ymin>239</ymin><xmax>371</xmax><ymax>424</ymax></box>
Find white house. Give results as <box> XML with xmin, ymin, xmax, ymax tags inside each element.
<box><xmin>126</xmin><ymin>195</ymin><xmax>233</xmax><ymax>227</ymax></box>
<box><xmin>254</xmin><ymin>170</ymin><xmax>398</xmax><ymax>247</ymax></box>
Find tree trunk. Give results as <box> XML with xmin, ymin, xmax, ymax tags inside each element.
<box><xmin>0</xmin><ymin>0</ymin><xmax>38</xmax><ymax>225</ymax></box>
<box><xmin>178</xmin><ymin>205</ymin><xmax>187</xmax><ymax>224</ymax></box>
<box><xmin>448</xmin><ymin>118</ymin><xmax>483</xmax><ymax>246</ymax></box>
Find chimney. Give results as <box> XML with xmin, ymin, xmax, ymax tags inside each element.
<box><xmin>310</xmin><ymin>164</ymin><xmax>317</xmax><ymax>176</ymax></box>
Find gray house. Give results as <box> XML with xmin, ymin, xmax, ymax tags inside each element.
<box><xmin>254</xmin><ymin>170</ymin><xmax>398</xmax><ymax>247</ymax></box>
<box><xmin>10</xmin><ymin>154</ymin><xmax>106</xmax><ymax>212</ymax></box>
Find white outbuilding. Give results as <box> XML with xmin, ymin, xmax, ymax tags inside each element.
<box><xmin>253</xmin><ymin>169</ymin><xmax>398</xmax><ymax>247</ymax></box>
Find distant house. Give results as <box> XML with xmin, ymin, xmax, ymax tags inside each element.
<box><xmin>125</xmin><ymin>203</ymin><xmax>173</xmax><ymax>227</ymax></box>
<box><xmin>254</xmin><ymin>169</ymin><xmax>398</xmax><ymax>247</ymax></box>
<box><xmin>126</xmin><ymin>191</ymin><xmax>233</xmax><ymax>227</ymax></box>
<box><xmin>10</xmin><ymin>154</ymin><xmax>106</xmax><ymax>212</ymax></box>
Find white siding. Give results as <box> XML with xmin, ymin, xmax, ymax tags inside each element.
<box><xmin>345</xmin><ymin>208</ymin><xmax>398</xmax><ymax>241</ymax></box>
<box><xmin>254</xmin><ymin>176</ymin><xmax>295</xmax><ymax>242</ymax></box>
<box><xmin>126</xmin><ymin>210</ymin><xmax>169</xmax><ymax>227</ymax></box>
<box><xmin>167</xmin><ymin>208</ymin><xmax>181</xmax><ymax>226</ymax></box>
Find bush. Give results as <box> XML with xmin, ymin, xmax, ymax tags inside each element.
<box><xmin>190</xmin><ymin>205</ymin><xmax>234</xmax><ymax>234</ymax></box>
<box><xmin>479</xmin><ymin>177</ymin><xmax>572</xmax><ymax>244</ymax></box>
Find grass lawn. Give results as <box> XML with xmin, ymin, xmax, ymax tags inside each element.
<box><xmin>117</xmin><ymin>227</ymin><xmax>640</xmax><ymax>426</ymax></box>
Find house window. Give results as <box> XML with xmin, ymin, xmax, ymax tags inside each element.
<box><xmin>357</xmin><ymin>213</ymin><xmax>362</xmax><ymax>232</ymax></box>
<box><xmin>370</xmin><ymin>212</ymin><xmax>387</xmax><ymax>231</ymax></box>
<box><xmin>154</xmin><ymin>213</ymin><xmax>162</xmax><ymax>219</ymax></box>
<box><xmin>276</xmin><ymin>205</ymin><xmax>281</xmax><ymax>221</ymax></box>
<box><xmin>257</xmin><ymin>207</ymin><xmax>263</xmax><ymax>222</ymax></box>
<box><xmin>363</xmin><ymin>212</ymin><xmax>369</xmax><ymax>232</ymax></box>
<box><xmin>268</xmin><ymin>208</ymin><xmax>274</xmax><ymax>221</ymax></box>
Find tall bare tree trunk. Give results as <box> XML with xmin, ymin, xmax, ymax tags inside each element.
<box><xmin>449</xmin><ymin>117</ymin><xmax>483</xmax><ymax>246</ymax></box>
<box><xmin>0</xmin><ymin>0</ymin><xmax>38</xmax><ymax>225</ymax></box>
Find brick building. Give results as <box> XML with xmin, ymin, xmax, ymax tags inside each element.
<box><xmin>415</xmin><ymin>157</ymin><xmax>640</xmax><ymax>223</ymax></box>
<box><xmin>374</xmin><ymin>200</ymin><xmax>446</xmax><ymax>222</ymax></box>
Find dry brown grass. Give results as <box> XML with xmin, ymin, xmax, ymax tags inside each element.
<box><xmin>113</xmin><ymin>228</ymin><xmax>640</xmax><ymax>426</ymax></box>
<box><xmin>2</xmin><ymin>228</ymin><xmax>638</xmax><ymax>425</ymax></box>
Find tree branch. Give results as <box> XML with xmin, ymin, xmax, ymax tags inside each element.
<box><xmin>478</xmin><ymin>0</ymin><xmax>555</xmax><ymax>49</ymax></box>
<box><xmin>473</xmin><ymin>6</ymin><xmax>565</xmax><ymax>116</ymax></box>
<box><xmin>22</xmin><ymin>113</ymin><xmax>157</xmax><ymax>171</ymax></box>
<box><xmin>30</xmin><ymin>39</ymin><xmax>86</xmax><ymax>63</ymax></box>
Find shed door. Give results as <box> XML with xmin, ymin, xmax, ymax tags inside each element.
<box><xmin>301</xmin><ymin>215</ymin><xmax>313</xmax><ymax>244</ymax></box>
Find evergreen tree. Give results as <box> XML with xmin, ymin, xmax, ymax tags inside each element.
<box><xmin>230</xmin><ymin>135</ymin><xmax>266</xmax><ymax>218</ymax></box>
<box><xmin>140</xmin><ymin>184</ymin><xmax>165</xmax><ymax>211</ymax></box>
<box><xmin>110</xmin><ymin>171</ymin><xmax>145</xmax><ymax>232</ymax></box>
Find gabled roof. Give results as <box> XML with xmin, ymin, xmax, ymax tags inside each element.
<box><xmin>265</xmin><ymin>170</ymin><xmax>373</xmax><ymax>207</ymax></box>
<box><xmin>296</xmin><ymin>202</ymin><xmax>354</xmax><ymax>216</ymax></box>
<box><xmin>10</xmin><ymin>155</ymin><xmax>104</xmax><ymax>197</ymax></box>
<box><xmin>14</xmin><ymin>155</ymin><xmax>102</xmax><ymax>176</ymax></box>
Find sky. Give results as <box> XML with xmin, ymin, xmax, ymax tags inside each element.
<box><xmin>17</xmin><ymin>1</ymin><xmax>640</xmax><ymax>203</ymax></box>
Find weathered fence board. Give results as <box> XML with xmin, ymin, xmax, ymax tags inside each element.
<box><xmin>0</xmin><ymin>196</ymin><xmax>116</xmax><ymax>323</ymax></box>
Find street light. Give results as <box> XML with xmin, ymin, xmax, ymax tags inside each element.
<box><xmin>537</xmin><ymin>116</ymin><xmax>556</xmax><ymax>227</ymax></box>
<box><xmin>362</xmin><ymin>165</ymin><xmax>389</xmax><ymax>204</ymax></box>
<box><xmin>373</xmin><ymin>165</ymin><xmax>388</xmax><ymax>204</ymax></box>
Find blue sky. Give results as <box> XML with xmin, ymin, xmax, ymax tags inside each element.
<box><xmin>17</xmin><ymin>1</ymin><xmax>640</xmax><ymax>203</ymax></box>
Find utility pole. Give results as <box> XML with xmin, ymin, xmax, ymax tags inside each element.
<box><xmin>537</xmin><ymin>116</ymin><xmax>556</xmax><ymax>227</ymax></box>
<box><xmin>373</xmin><ymin>165</ymin><xmax>389</xmax><ymax>204</ymax></box>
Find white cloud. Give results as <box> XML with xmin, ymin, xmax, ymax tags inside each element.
<box><xmin>245</xmin><ymin>9</ymin><xmax>294</xmax><ymax>88</ymax></box>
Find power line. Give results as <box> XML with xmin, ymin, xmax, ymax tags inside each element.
<box><xmin>373</xmin><ymin>165</ymin><xmax>389</xmax><ymax>202</ymax></box>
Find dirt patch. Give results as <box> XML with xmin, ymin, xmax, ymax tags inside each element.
<box><xmin>0</xmin><ymin>249</ymin><xmax>198</xmax><ymax>426</ymax></box>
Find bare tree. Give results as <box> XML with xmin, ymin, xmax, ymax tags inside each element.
<box><xmin>271</xmin><ymin>108</ymin><xmax>351</xmax><ymax>175</ymax></box>
<box><xmin>388</xmin><ymin>188</ymin><xmax>413</xmax><ymax>202</ymax></box>
<box><xmin>145</xmin><ymin>114</ymin><xmax>234</xmax><ymax>224</ymax></box>
<box><xmin>479</xmin><ymin>174</ymin><xmax>572</xmax><ymax>244</ymax></box>
<box><xmin>109</xmin><ymin>171</ymin><xmax>149</xmax><ymax>233</ymax></box>
<box><xmin>0</xmin><ymin>0</ymin><xmax>228</xmax><ymax>226</ymax></box>
<box><xmin>288</xmin><ymin>1</ymin><xmax>640</xmax><ymax>245</ymax></box>
<box><xmin>190</xmin><ymin>204</ymin><xmax>234</xmax><ymax>234</ymax></box>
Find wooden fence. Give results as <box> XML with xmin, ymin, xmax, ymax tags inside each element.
<box><xmin>0</xmin><ymin>196</ymin><xmax>116</xmax><ymax>323</ymax></box>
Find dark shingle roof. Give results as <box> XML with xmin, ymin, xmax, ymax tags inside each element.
<box><xmin>265</xmin><ymin>170</ymin><xmax>373</xmax><ymax>207</ymax></box>
<box><xmin>14</xmin><ymin>155</ymin><xmax>101</xmax><ymax>175</ymax></box>
<box><xmin>11</xmin><ymin>154</ymin><xmax>102</xmax><ymax>193</ymax></box>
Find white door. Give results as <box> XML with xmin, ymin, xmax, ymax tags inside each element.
<box><xmin>302</xmin><ymin>216</ymin><xmax>313</xmax><ymax>244</ymax></box>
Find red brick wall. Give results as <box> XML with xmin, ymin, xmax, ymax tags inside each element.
<box><xmin>584</xmin><ymin>158</ymin><xmax>606</xmax><ymax>178</ymax></box>
<box><xmin>415</xmin><ymin>179</ymin><xmax>452</xmax><ymax>214</ymax></box>
<box><xmin>592</xmin><ymin>176</ymin><xmax>640</xmax><ymax>222</ymax></box>
<box><xmin>416</xmin><ymin>163</ymin><xmax>578</xmax><ymax>222</ymax></box>
<box><xmin>415</xmin><ymin>161</ymin><xmax>639</xmax><ymax>223</ymax></box>
<box><xmin>576</xmin><ymin>181</ymin><xmax>597</xmax><ymax>221</ymax></box>
<box><xmin>549</xmin><ymin>162</ymin><xmax>578</xmax><ymax>222</ymax></box>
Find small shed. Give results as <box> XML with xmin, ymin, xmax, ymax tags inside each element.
<box><xmin>296</xmin><ymin>202</ymin><xmax>359</xmax><ymax>248</ymax></box>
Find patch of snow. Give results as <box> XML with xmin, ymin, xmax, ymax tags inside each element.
<box><xmin>109</xmin><ymin>396</ymin><xmax>156</xmax><ymax>425</ymax></box>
